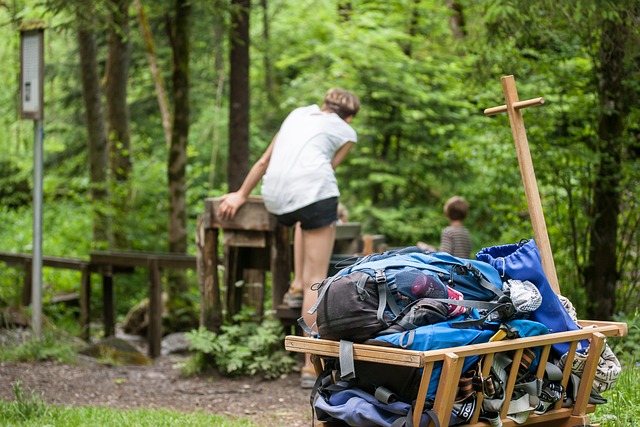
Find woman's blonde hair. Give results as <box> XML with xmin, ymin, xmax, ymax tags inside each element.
<box><xmin>322</xmin><ymin>88</ymin><xmax>360</xmax><ymax>120</ymax></box>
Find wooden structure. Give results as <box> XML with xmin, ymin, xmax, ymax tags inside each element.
<box><xmin>0</xmin><ymin>251</ymin><xmax>92</xmax><ymax>338</ymax></box>
<box><xmin>200</xmin><ymin>196</ymin><xmax>292</xmax><ymax>330</ymax></box>
<box><xmin>285</xmin><ymin>76</ymin><xmax>629</xmax><ymax>426</ymax></box>
<box><xmin>198</xmin><ymin>197</ymin><xmax>387</xmax><ymax>330</ymax></box>
<box><xmin>287</xmin><ymin>321</ymin><xmax>627</xmax><ymax>426</ymax></box>
<box><xmin>89</xmin><ymin>251</ymin><xmax>197</xmax><ymax>358</ymax></box>
<box><xmin>0</xmin><ymin>250</ymin><xmax>197</xmax><ymax>359</ymax></box>
<box><xmin>484</xmin><ymin>76</ymin><xmax>559</xmax><ymax>293</ymax></box>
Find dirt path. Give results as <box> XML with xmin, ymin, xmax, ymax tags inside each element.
<box><xmin>0</xmin><ymin>355</ymin><xmax>313</xmax><ymax>426</ymax></box>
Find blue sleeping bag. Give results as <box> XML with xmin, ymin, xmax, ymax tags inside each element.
<box><xmin>368</xmin><ymin>317</ymin><xmax>549</xmax><ymax>400</ymax></box>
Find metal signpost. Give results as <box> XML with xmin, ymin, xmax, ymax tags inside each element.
<box><xmin>20</xmin><ymin>21</ymin><xmax>45</xmax><ymax>338</ymax></box>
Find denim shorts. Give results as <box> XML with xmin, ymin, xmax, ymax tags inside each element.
<box><xmin>275</xmin><ymin>197</ymin><xmax>339</xmax><ymax>230</ymax></box>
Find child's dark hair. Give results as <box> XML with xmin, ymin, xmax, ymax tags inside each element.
<box><xmin>444</xmin><ymin>196</ymin><xmax>469</xmax><ymax>221</ymax></box>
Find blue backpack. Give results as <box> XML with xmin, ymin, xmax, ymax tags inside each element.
<box><xmin>346</xmin><ymin>247</ymin><xmax>505</xmax><ymax>301</ymax></box>
<box><xmin>311</xmin><ymin>318</ymin><xmax>550</xmax><ymax>426</ymax></box>
<box><xmin>303</xmin><ymin>247</ymin><xmax>513</xmax><ymax>343</ymax></box>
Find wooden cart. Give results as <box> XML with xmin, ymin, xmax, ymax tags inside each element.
<box><xmin>286</xmin><ymin>320</ymin><xmax>627</xmax><ymax>426</ymax></box>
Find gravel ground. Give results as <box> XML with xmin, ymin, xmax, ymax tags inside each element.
<box><xmin>0</xmin><ymin>329</ymin><xmax>313</xmax><ymax>427</ymax></box>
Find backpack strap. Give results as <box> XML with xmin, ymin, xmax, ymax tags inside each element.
<box><xmin>376</xmin><ymin>268</ymin><xmax>401</xmax><ymax>321</ymax></box>
<box><xmin>390</xmin><ymin>406</ymin><xmax>441</xmax><ymax>427</ymax></box>
<box><xmin>427</xmin><ymin>297</ymin><xmax>517</xmax><ymax>328</ymax></box>
<box><xmin>464</xmin><ymin>262</ymin><xmax>506</xmax><ymax>299</ymax></box>
<box><xmin>339</xmin><ymin>340</ymin><xmax>356</xmax><ymax>381</ymax></box>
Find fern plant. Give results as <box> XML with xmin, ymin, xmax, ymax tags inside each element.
<box><xmin>181</xmin><ymin>309</ymin><xmax>297</xmax><ymax>379</ymax></box>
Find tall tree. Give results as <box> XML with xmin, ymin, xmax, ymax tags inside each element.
<box><xmin>585</xmin><ymin>13</ymin><xmax>631</xmax><ymax>320</ymax></box>
<box><xmin>166</xmin><ymin>0</ymin><xmax>191</xmax><ymax>289</ymax></box>
<box><xmin>208</xmin><ymin>8</ymin><xmax>227</xmax><ymax>191</ymax></box>
<box><xmin>134</xmin><ymin>0</ymin><xmax>172</xmax><ymax>147</ymax></box>
<box><xmin>261</xmin><ymin>0</ymin><xmax>276</xmax><ymax>108</ymax></box>
<box><xmin>228</xmin><ymin>0</ymin><xmax>250</xmax><ymax>190</ymax></box>
<box><xmin>445</xmin><ymin>0</ymin><xmax>466</xmax><ymax>39</ymax></box>
<box><xmin>77</xmin><ymin>2</ymin><xmax>112</xmax><ymax>249</ymax></box>
<box><xmin>105</xmin><ymin>0</ymin><xmax>132</xmax><ymax>248</ymax></box>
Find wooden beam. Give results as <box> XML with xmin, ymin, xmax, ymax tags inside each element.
<box><xmin>484</xmin><ymin>75</ymin><xmax>560</xmax><ymax>294</ymax></box>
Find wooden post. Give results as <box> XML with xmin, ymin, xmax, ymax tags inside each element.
<box><xmin>148</xmin><ymin>257</ymin><xmax>162</xmax><ymax>358</ymax></box>
<box><xmin>102</xmin><ymin>269</ymin><xmax>115</xmax><ymax>337</ymax></box>
<box><xmin>224</xmin><ymin>245</ymin><xmax>241</xmax><ymax>320</ymax></box>
<box><xmin>271</xmin><ymin>222</ymin><xmax>291</xmax><ymax>311</ymax></box>
<box><xmin>79</xmin><ymin>265</ymin><xmax>91</xmax><ymax>341</ymax></box>
<box><xmin>197</xmin><ymin>215</ymin><xmax>222</xmax><ymax>332</ymax></box>
<box><xmin>484</xmin><ymin>75</ymin><xmax>560</xmax><ymax>294</ymax></box>
<box><xmin>22</xmin><ymin>260</ymin><xmax>32</xmax><ymax>306</ymax></box>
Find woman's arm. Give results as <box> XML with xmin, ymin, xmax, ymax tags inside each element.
<box><xmin>331</xmin><ymin>141</ymin><xmax>355</xmax><ymax>170</ymax></box>
<box><xmin>218</xmin><ymin>133</ymin><xmax>278</xmax><ymax>220</ymax></box>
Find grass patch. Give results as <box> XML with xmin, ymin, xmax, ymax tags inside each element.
<box><xmin>0</xmin><ymin>382</ymin><xmax>260</xmax><ymax>427</ymax></box>
<box><xmin>592</xmin><ymin>361</ymin><xmax>640</xmax><ymax>426</ymax></box>
<box><xmin>0</xmin><ymin>327</ymin><xmax>81</xmax><ymax>364</ymax></box>
<box><xmin>1</xmin><ymin>382</ymin><xmax>51</xmax><ymax>422</ymax></box>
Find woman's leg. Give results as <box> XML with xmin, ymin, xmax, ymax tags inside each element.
<box><xmin>300</xmin><ymin>224</ymin><xmax>336</xmax><ymax>375</ymax></box>
<box><xmin>283</xmin><ymin>223</ymin><xmax>304</xmax><ymax>306</ymax></box>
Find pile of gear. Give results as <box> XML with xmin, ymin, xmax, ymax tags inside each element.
<box><xmin>302</xmin><ymin>240</ymin><xmax>621</xmax><ymax>427</ymax></box>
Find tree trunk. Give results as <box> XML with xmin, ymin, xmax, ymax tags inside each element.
<box><xmin>338</xmin><ymin>0</ymin><xmax>352</xmax><ymax>21</ymax></box>
<box><xmin>77</xmin><ymin>11</ymin><xmax>111</xmax><ymax>249</ymax></box>
<box><xmin>584</xmin><ymin>17</ymin><xmax>628</xmax><ymax>320</ymax></box>
<box><xmin>228</xmin><ymin>0</ymin><xmax>250</xmax><ymax>191</ymax></box>
<box><xmin>134</xmin><ymin>0</ymin><xmax>172</xmax><ymax>147</ymax></box>
<box><xmin>208</xmin><ymin>13</ymin><xmax>226</xmax><ymax>191</ymax></box>
<box><xmin>445</xmin><ymin>0</ymin><xmax>466</xmax><ymax>39</ymax></box>
<box><xmin>261</xmin><ymin>0</ymin><xmax>276</xmax><ymax>108</ymax></box>
<box><xmin>402</xmin><ymin>0</ymin><xmax>420</xmax><ymax>56</ymax></box>
<box><xmin>105</xmin><ymin>0</ymin><xmax>132</xmax><ymax>249</ymax></box>
<box><xmin>167</xmin><ymin>0</ymin><xmax>191</xmax><ymax>292</ymax></box>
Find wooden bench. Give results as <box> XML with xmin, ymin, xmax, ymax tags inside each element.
<box><xmin>1</xmin><ymin>250</ymin><xmax>198</xmax><ymax>358</ymax></box>
<box><xmin>0</xmin><ymin>251</ymin><xmax>93</xmax><ymax>339</ymax></box>
<box><xmin>89</xmin><ymin>250</ymin><xmax>197</xmax><ymax>358</ymax></box>
<box><xmin>285</xmin><ymin>320</ymin><xmax>627</xmax><ymax>426</ymax></box>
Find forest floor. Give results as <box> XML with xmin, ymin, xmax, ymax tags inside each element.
<box><xmin>0</xmin><ymin>331</ymin><xmax>312</xmax><ymax>427</ymax></box>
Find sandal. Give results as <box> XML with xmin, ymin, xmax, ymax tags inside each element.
<box><xmin>283</xmin><ymin>288</ymin><xmax>303</xmax><ymax>308</ymax></box>
<box><xmin>300</xmin><ymin>366</ymin><xmax>316</xmax><ymax>389</ymax></box>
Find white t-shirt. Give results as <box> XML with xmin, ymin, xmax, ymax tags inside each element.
<box><xmin>261</xmin><ymin>105</ymin><xmax>357</xmax><ymax>215</ymax></box>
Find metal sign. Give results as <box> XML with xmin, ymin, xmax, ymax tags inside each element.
<box><xmin>20</xmin><ymin>20</ymin><xmax>46</xmax><ymax>338</ymax></box>
<box><xmin>20</xmin><ymin>24</ymin><xmax>44</xmax><ymax>120</ymax></box>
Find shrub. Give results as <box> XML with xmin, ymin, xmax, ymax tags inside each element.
<box><xmin>180</xmin><ymin>309</ymin><xmax>296</xmax><ymax>379</ymax></box>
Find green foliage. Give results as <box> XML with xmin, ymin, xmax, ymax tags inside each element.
<box><xmin>0</xmin><ymin>0</ymin><xmax>637</xmax><ymax>334</ymax></box>
<box><xmin>181</xmin><ymin>310</ymin><xmax>296</xmax><ymax>379</ymax></box>
<box><xmin>0</xmin><ymin>394</ymin><xmax>259</xmax><ymax>426</ymax></box>
<box><xmin>0</xmin><ymin>382</ymin><xmax>51</xmax><ymax>422</ymax></box>
<box><xmin>0</xmin><ymin>327</ymin><xmax>80</xmax><ymax>364</ymax></box>
<box><xmin>592</xmin><ymin>311</ymin><xmax>640</xmax><ymax>425</ymax></box>
<box><xmin>592</xmin><ymin>363</ymin><xmax>640</xmax><ymax>426</ymax></box>
<box><xmin>608</xmin><ymin>310</ymin><xmax>640</xmax><ymax>363</ymax></box>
